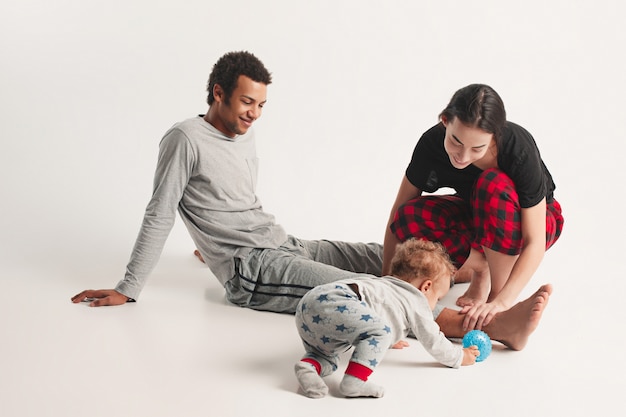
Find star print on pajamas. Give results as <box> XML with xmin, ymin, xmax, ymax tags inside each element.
<box><xmin>336</xmin><ymin>305</ymin><xmax>349</xmax><ymax>313</ymax></box>
<box><xmin>335</xmin><ymin>323</ymin><xmax>356</xmax><ymax>334</ymax></box>
<box><xmin>316</xmin><ymin>294</ymin><xmax>330</xmax><ymax>302</ymax></box>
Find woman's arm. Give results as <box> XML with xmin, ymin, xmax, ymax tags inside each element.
<box><xmin>462</xmin><ymin>197</ymin><xmax>547</xmax><ymax>329</ymax></box>
<box><xmin>382</xmin><ymin>176</ymin><xmax>422</xmax><ymax>275</ymax></box>
<box><xmin>494</xmin><ymin>197</ymin><xmax>547</xmax><ymax>307</ymax></box>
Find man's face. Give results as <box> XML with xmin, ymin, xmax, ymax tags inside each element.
<box><xmin>212</xmin><ymin>75</ymin><xmax>267</xmax><ymax>137</ymax></box>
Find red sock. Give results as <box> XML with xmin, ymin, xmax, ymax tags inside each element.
<box><xmin>301</xmin><ymin>358</ymin><xmax>322</xmax><ymax>375</ymax></box>
<box><xmin>345</xmin><ymin>361</ymin><xmax>373</xmax><ymax>381</ymax></box>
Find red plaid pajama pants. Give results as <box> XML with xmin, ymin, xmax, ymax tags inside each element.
<box><xmin>390</xmin><ymin>168</ymin><xmax>564</xmax><ymax>266</ymax></box>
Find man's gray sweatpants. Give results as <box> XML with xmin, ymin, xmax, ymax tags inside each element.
<box><xmin>224</xmin><ymin>235</ymin><xmax>383</xmax><ymax>314</ymax></box>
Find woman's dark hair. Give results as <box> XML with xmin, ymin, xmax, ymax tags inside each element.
<box><xmin>206</xmin><ymin>51</ymin><xmax>272</xmax><ymax>105</ymax></box>
<box><xmin>439</xmin><ymin>84</ymin><xmax>506</xmax><ymax>143</ymax></box>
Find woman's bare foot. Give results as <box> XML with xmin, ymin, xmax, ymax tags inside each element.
<box><xmin>454</xmin><ymin>248</ymin><xmax>491</xmax><ymax>307</ymax></box>
<box><xmin>456</xmin><ymin>268</ymin><xmax>490</xmax><ymax>307</ymax></box>
<box><xmin>484</xmin><ymin>284</ymin><xmax>553</xmax><ymax>350</ymax></box>
<box><xmin>193</xmin><ymin>249</ymin><xmax>205</xmax><ymax>263</ymax></box>
<box><xmin>453</xmin><ymin>268</ymin><xmax>473</xmax><ymax>284</ymax></box>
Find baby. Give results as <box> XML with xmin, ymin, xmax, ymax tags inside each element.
<box><xmin>294</xmin><ymin>239</ymin><xmax>480</xmax><ymax>398</ymax></box>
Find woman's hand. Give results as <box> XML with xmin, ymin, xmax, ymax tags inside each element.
<box><xmin>460</xmin><ymin>299</ymin><xmax>507</xmax><ymax>331</ymax></box>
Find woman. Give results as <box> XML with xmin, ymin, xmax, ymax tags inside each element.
<box><xmin>382</xmin><ymin>84</ymin><xmax>563</xmax><ymax>331</ymax></box>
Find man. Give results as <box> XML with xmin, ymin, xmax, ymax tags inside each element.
<box><xmin>71</xmin><ymin>51</ymin><xmax>551</xmax><ymax>350</ymax></box>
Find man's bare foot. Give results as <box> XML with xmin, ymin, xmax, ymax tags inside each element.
<box><xmin>484</xmin><ymin>284</ymin><xmax>553</xmax><ymax>350</ymax></box>
<box><xmin>456</xmin><ymin>268</ymin><xmax>490</xmax><ymax>307</ymax></box>
<box><xmin>436</xmin><ymin>284</ymin><xmax>553</xmax><ymax>351</ymax></box>
<box><xmin>193</xmin><ymin>249</ymin><xmax>205</xmax><ymax>263</ymax></box>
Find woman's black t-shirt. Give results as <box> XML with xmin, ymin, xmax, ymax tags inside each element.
<box><xmin>405</xmin><ymin>121</ymin><xmax>556</xmax><ymax>208</ymax></box>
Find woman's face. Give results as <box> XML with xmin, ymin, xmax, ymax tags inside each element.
<box><xmin>442</xmin><ymin>117</ymin><xmax>494</xmax><ymax>169</ymax></box>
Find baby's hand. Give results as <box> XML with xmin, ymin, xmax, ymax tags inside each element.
<box><xmin>391</xmin><ymin>340</ymin><xmax>410</xmax><ymax>349</ymax></box>
<box><xmin>461</xmin><ymin>345</ymin><xmax>480</xmax><ymax>366</ymax></box>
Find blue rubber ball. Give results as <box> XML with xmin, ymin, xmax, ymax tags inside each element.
<box><xmin>462</xmin><ymin>330</ymin><xmax>492</xmax><ymax>362</ymax></box>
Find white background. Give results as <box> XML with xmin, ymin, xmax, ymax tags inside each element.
<box><xmin>1</xmin><ymin>1</ymin><xmax>624</xmax><ymax>416</ymax></box>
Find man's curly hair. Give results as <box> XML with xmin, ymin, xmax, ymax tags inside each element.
<box><xmin>206</xmin><ymin>51</ymin><xmax>272</xmax><ymax>105</ymax></box>
<box><xmin>390</xmin><ymin>239</ymin><xmax>455</xmax><ymax>284</ymax></box>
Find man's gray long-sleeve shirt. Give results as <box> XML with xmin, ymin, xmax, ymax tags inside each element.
<box><xmin>115</xmin><ymin>116</ymin><xmax>288</xmax><ymax>300</ymax></box>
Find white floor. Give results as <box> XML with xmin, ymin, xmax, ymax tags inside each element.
<box><xmin>1</xmin><ymin>221</ymin><xmax>624</xmax><ymax>416</ymax></box>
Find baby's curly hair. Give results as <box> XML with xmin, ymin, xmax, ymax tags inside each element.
<box><xmin>390</xmin><ymin>239</ymin><xmax>456</xmax><ymax>285</ymax></box>
<box><xmin>206</xmin><ymin>51</ymin><xmax>272</xmax><ymax>105</ymax></box>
